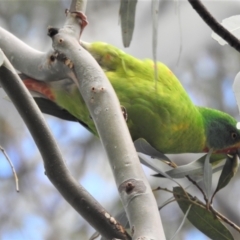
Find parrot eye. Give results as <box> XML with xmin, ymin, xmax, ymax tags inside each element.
<box><xmin>231</xmin><ymin>132</ymin><xmax>237</xmax><ymax>140</ymax></box>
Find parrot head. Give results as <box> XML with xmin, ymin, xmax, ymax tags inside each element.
<box><xmin>200</xmin><ymin>107</ymin><xmax>240</xmax><ymax>154</ymax></box>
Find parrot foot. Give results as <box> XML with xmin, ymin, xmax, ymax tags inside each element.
<box><xmin>65</xmin><ymin>9</ymin><xmax>88</xmax><ymax>38</ymax></box>
<box><xmin>73</xmin><ymin>11</ymin><xmax>88</xmax><ymax>37</ymax></box>
<box><xmin>121</xmin><ymin>106</ymin><xmax>128</xmax><ymax>121</ymax></box>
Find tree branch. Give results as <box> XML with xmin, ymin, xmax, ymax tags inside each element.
<box><xmin>188</xmin><ymin>0</ymin><xmax>240</xmax><ymax>53</ymax></box>
<box><xmin>0</xmin><ymin>27</ymin><xmax>74</xmax><ymax>81</ymax></box>
<box><xmin>0</xmin><ymin>50</ymin><xmax>130</xmax><ymax>240</ymax></box>
<box><xmin>49</xmin><ymin>6</ymin><xmax>166</xmax><ymax>239</ymax></box>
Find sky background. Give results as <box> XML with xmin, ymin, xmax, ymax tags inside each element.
<box><xmin>1</xmin><ymin>1</ymin><xmax>240</xmax><ymax>239</ymax></box>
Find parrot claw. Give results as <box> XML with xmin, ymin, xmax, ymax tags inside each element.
<box><xmin>71</xmin><ymin>11</ymin><xmax>88</xmax><ymax>38</ymax></box>
<box><xmin>121</xmin><ymin>106</ymin><xmax>128</xmax><ymax>121</ymax></box>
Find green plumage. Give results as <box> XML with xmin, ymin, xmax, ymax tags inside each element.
<box><xmin>24</xmin><ymin>42</ymin><xmax>240</xmax><ymax>154</ymax></box>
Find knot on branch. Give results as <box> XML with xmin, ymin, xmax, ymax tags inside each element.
<box><xmin>47</xmin><ymin>27</ymin><xmax>59</xmax><ymax>38</ymax></box>
<box><xmin>104</xmin><ymin>212</ymin><xmax>125</xmax><ymax>233</ymax></box>
<box><xmin>49</xmin><ymin>51</ymin><xmax>74</xmax><ymax>69</ymax></box>
<box><xmin>119</xmin><ymin>179</ymin><xmax>146</xmax><ymax>195</ymax></box>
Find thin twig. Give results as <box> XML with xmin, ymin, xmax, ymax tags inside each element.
<box><xmin>188</xmin><ymin>0</ymin><xmax>240</xmax><ymax>53</ymax></box>
<box><xmin>209</xmin><ymin>205</ymin><xmax>240</xmax><ymax>233</ymax></box>
<box><xmin>184</xmin><ymin>176</ymin><xmax>240</xmax><ymax>233</ymax></box>
<box><xmin>186</xmin><ymin>175</ymin><xmax>208</xmax><ymax>204</ymax></box>
<box><xmin>0</xmin><ymin>145</ymin><xmax>19</xmax><ymax>192</ymax></box>
<box><xmin>158</xmin><ymin>199</ymin><xmax>176</xmax><ymax>211</ymax></box>
<box><xmin>89</xmin><ymin>232</ymin><xmax>100</xmax><ymax>240</ymax></box>
<box><xmin>153</xmin><ymin>186</ymin><xmax>174</xmax><ymax>194</ymax></box>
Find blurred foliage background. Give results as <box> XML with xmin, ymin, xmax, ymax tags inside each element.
<box><xmin>0</xmin><ymin>1</ymin><xmax>240</xmax><ymax>239</ymax></box>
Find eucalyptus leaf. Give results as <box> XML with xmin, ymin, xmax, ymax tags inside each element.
<box><xmin>138</xmin><ymin>153</ymin><xmax>170</xmax><ymax>173</ymax></box>
<box><xmin>174</xmin><ymin>0</ymin><xmax>183</xmax><ymax>65</ymax></box>
<box><xmin>212</xmin><ymin>154</ymin><xmax>239</xmax><ymax>200</ymax></box>
<box><xmin>134</xmin><ymin>138</ymin><xmax>170</xmax><ymax>161</ymax></box>
<box><xmin>151</xmin><ymin>0</ymin><xmax>159</xmax><ymax>84</ymax></box>
<box><xmin>170</xmin><ymin>204</ymin><xmax>192</xmax><ymax>240</ymax></box>
<box><xmin>0</xmin><ymin>50</ymin><xmax>4</xmax><ymax>66</ymax></box>
<box><xmin>138</xmin><ymin>153</ymin><xmax>178</xmax><ymax>184</ymax></box>
<box><xmin>203</xmin><ymin>150</ymin><xmax>213</xmax><ymax>200</ymax></box>
<box><xmin>154</xmin><ymin>162</ymin><xmax>225</xmax><ymax>180</ymax></box>
<box><xmin>164</xmin><ymin>155</ymin><xmax>206</xmax><ymax>178</ymax></box>
<box><xmin>154</xmin><ymin>153</ymin><xmax>226</xmax><ymax>179</ymax></box>
<box><xmin>174</xmin><ymin>187</ymin><xmax>234</xmax><ymax>240</ymax></box>
<box><xmin>119</xmin><ymin>0</ymin><xmax>137</xmax><ymax>47</ymax></box>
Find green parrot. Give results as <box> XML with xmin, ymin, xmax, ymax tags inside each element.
<box><xmin>21</xmin><ymin>41</ymin><xmax>240</xmax><ymax>155</ymax></box>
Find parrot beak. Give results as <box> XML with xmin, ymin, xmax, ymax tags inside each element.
<box><xmin>215</xmin><ymin>143</ymin><xmax>240</xmax><ymax>155</ymax></box>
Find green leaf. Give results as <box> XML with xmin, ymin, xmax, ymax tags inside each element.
<box><xmin>138</xmin><ymin>153</ymin><xmax>180</xmax><ymax>186</ymax></box>
<box><xmin>119</xmin><ymin>0</ymin><xmax>137</xmax><ymax>47</ymax></box>
<box><xmin>174</xmin><ymin>0</ymin><xmax>183</xmax><ymax>65</ymax></box>
<box><xmin>164</xmin><ymin>155</ymin><xmax>206</xmax><ymax>178</ymax></box>
<box><xmin>170</xmin><ymin>204</ymin><xmax>192</xmax><ymax>240</ymax></box>
<box><xmin>160</xmin><ymin>162</ymin><xmax>224</xmax><ymax>179</ymax></box>
<box><xmin>138</xmin><ymin>153</ymin><xmax>170</xmax><ymax>173</ymax></box>
<box><xmin>212</xmin><ymin>154</ymin><xmax>239</xmax><ymax>199</ymax></box>
<box><xmin>203</xmin><ymin>150</ymin><xmax>213</xmax><ymax>200</ymax></box>
<box><xmin>134</xmin><ymin>138</ymin><xmax>170</xmax><ymax>161</ymax></box>
<box><xmin>151</xmin><ymin>0</ymin><xmax>159</xmax><ymax>85</ymax></box>
<box><xmin>157</xmin><ymin>154</ymin><xmax>225</xmax><ymax>179</ymax></box>
<box><xmin>173</xmin><ymin>187</ymin><xmax>234</xmax><ymax>240</ymax></box>
<box><xmin>0</xmin><ymin>50</ymin><xmax>4</xmax><ymax>66</ymax></box>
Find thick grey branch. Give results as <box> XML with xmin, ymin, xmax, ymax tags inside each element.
<box><xmin>70</xmin><ymin>0</ymin><xmax>87</xmax><ymax>12</ymax></box>
<box><xmin>0</xmin><ymin>27</ymin><xmax>73</xmax><ymax>81</ymax></box>
<box><xmin>51</xmin><ymin>12</ymin><xmax>166</xmax><ymax>239</ymax></box>
<box><xmin>0</xmin><ymin>50</ymin><xmax>130</xmax><ymax>240</ymax></box>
